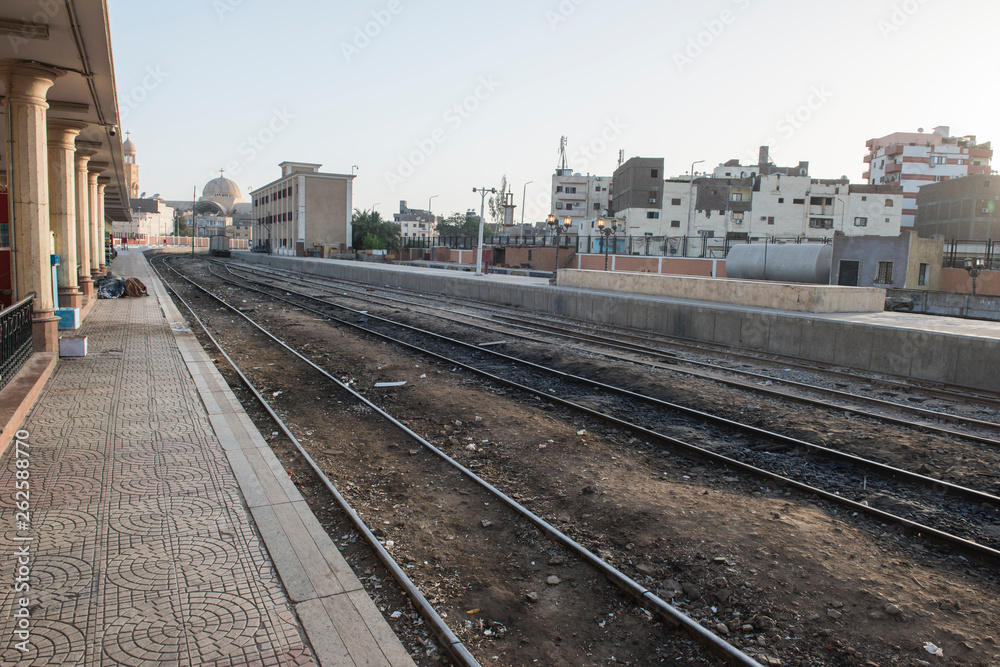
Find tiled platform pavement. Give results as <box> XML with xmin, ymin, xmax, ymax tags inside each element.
<box><xmin>0</xmin><ymin>249</ymin><xmax>415</xmax><ymax>666</ymax></box>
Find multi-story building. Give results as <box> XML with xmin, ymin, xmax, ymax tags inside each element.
<box><xmin>119</xmin><ymin>197</ymin><xmax>175</xmax><ymax>238</ymax></box>
<box><xmin>611</xmin><ymin>148</ymin><xmax>902</xmax><ymax>241</ymax></box>
<box><xmin>393</xmin><ymin>200</ymin><xmax>438</xmax><ymax>241</ymax></box>
<box><xmin>252</xmin><ymin>162</ymin><xmax>354</xmax><ymax>255</ymax></box>
<box><xmin>864</xmin><ymin>126</ymin><xmax>993</xmax><ymax>230</ymax></box>
<box><xmin>551</xmin><ymin>169</ymin><xmax>611</xmax><ymax>225</ymax></box>
<box><xmin>915</xmin><ymin>174</ymin><xmax>1000</xmax><ymax>239</ymax></box>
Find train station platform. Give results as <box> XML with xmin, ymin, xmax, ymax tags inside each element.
<box><xmin>236</xmin><ymin>252</ymin><xmax>1000</xmax><ymax>393</ymax></box>
<box><xmin>0</xmin><ymin>248</ymin><xmax>415</xmax><ymax>666</ymax></box>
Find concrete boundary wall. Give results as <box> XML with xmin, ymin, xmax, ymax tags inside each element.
<box><xmin>235</xmin><ymin>253</ymin><xmax>998</xmax><ymax>392</ymax></box>
<box><xmin>558</xmin><ymin>269</ymin><xmax>886</xmax><ymax>313</ymax></box>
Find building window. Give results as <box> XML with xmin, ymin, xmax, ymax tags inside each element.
<box><xmin>861</xmin><ymin>195</ymin><xmax>867</xmax><ymax>201</ymax></box>
<box><xmin>793</xmin><ymin>198</ymin><xmax>805</xmax><ymax>205</ymax></box>
<box><xmin>732</xmin><ymin>193</ymin><xmax>743</xmax><ymax>202</ymax></box>
<box><xmin>958</xmin><ymin>159</ymin><xmax>966</xmax><ymax>165</ymax></box>
<box><xmin>731</xmin><ymin>212</ymin><xmax>744</xmax><ymax>222</ymax></box>
<box><xmin>885</xmin><ymin>199</ymin><xmax>894</xmax><ymax>206</ymax></box>
<box><xmin>810</xmin><ymin>196</ymin><xmax>833</xmax><ymax>206</ymax></box>
<box><xmin>809</xmin><ymin>218</ymin><xmax>833</xmax><ymax>229</ymax></box>
<box><xmin>671</xmin><ymin>198</ymin><xmax>681</xmax><ymax>205</ymax></box>
<box><xmin>565</xmin><ymin>204</ymin><xmax>573</xmax><ymax>210</ymax></box>
<box><xmin>671</xmin><ymin>220</ymin><xmax>681</xmax><ymax>228</ymax></box>
<box><xmin>651</xmin><ymin>169</ymin><xmax>659</xmax><ymax>178</ymax></box>
<box><xmin>593</xmin><ymin>203</ymin><xmax>601</xmax><ymax>210</ymax></box>
<box><xmin>767</xmin><ymin>216</ymin><xmax>775</xmax><ymax>225</ymax></box>
<box><xmin>646</xmin><ymin>211</ymin><xmax>660</xmax><ymax>219</ymax></box>
<box><xmin>854</xmin><ymin>217</ymin><xmax>868</xmax><ymax>227</ymax></box>
<box><xmin>931</xmin><ymin>156</ymin><xmax>946</xmax><ymax>165</ymax></box>
<box><xmin>565</xmin><ymin>186</ymin><xmax>577</xmax><ymax>193</ymax></box>
<box><xmin>918</xmin><ymin>263</ymin><xmax>929</xmax><ymax>286</ymax></box>
<box><xmin>555</xmin><ymin>186</ymin><xmax>563</xmax><ymax>193</ymax></box>
<box><xmin>875</xmin><ymin>261</ymin><xmax>893</xmax><ymax>284</ymax></box>
<box><xmin>778</xmin><ymin>198</ymin><xmax>784</xmax><ymax>203</ymax></box>
<box><xmin>555</xmin><ymin>202</ymin><xmax>563</xmax><ymax>209</ymax></box>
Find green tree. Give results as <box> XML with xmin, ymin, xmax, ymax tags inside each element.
<box><xmin>352</xmin><ymin>208</ymin><xmax>400</xmax><ymax>251</ymax></box>
<box><xmin>487</xmin><ymin>175</ymin><xmax>509</xmax><ymax>233</ymax></box>
<box><xmin>173</xmin><ymin>210</ymin><xmax>189</xmax><ymax>236</ymax></box>
<box><xmin>436</xmin><ymin>212</ymin><xmax>481</xmax><ymax>238</ymax></box>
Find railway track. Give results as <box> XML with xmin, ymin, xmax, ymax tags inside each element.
<box><xmin>221</xmin><ymin>259</ymin><xmax>1000</xmax><ymax>445</ymax></box>
<box><xmin>193</xmin><ymin>257</ymin><xmax>1000</xmax><ymax>564</ymax></box>
<box><xmin>153</xmin><ymin>255</ymin><xmax>765</xmax><ymax>666</ymax></box>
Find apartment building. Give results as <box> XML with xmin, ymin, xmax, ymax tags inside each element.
<box><xmin>864</xmin><ymin>126</ymin><xmax>993</xmax><ymax>230</ymax></box>
<box><xmin>393</xmin><ymin>200</ymin><xmax>437</xmax><ymax>240</ymax></box>
<box><xmin>551</xmin><ymin>169</ymin><xmax>611</xmax><ymax>224</ymax></box>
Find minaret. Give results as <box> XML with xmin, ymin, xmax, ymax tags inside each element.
<box><xmin>123</xmin><ymin>131</ymin><xmax>139</xmax><ymax>199</ymax></box>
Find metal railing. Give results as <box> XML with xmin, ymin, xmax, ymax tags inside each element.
<box><xmin>944</xmin><ymin>239</ymin><xmax>997</xmax><ymax>269</ymax></box>
<box><xmin>0</xmin><ymin>295</ymin><xmax>34</xmax><ymax>392</ymax></box>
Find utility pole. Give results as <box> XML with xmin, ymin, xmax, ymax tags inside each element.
<box><xmin>192</xmin><ymin>186</ymin><xmax>196</xmax><ymax>257</ymax></box>
<box><xmin>472</xmin><ymin>187</ymin><xmax>497</xmax><ymax>276</ymax></box>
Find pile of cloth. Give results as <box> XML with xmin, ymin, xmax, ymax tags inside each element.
<box><xmin>96</xmin><ymin>273</ymin><xmax>148</xmax><ymax>299</ymax></box>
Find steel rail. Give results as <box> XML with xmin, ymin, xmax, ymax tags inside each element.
<box><xmin>224</xmin><ymin>261</ymin><xmax>1000</xmax><ymax>443</ymax></box>
<box><xmin>214</xmin><ymin>264</ymin><xmax>1000</xmax><ymax>510</ymax></box>
<box><xmin>203</xmin><ymin>261</ymin><xmax>1000</xmax><ymax>565</ymax></box>
<box><xmin>160</xmin><ymin>256</ymin><xmax>765</xmax><ymax>667</ymax></box>
<box><xmin>151</xmin><ymin>258</ymin><xmax>482</xmax><ymax>667</ymax></box>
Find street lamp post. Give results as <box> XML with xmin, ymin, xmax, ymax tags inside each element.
<box><xmin>547</xmin><ymin>214</ymin><xmax>572</xmax><ymax>283</ymax></box>
<box><xmin>597</xmin><ymin>217</ymin><xmax>618</xmax><ymax>271</ymax></box>
<box><xmin>428</xmin><ymin>194</ymin><xmax>438</xmax><ymax>215</ymax></box>
<box><xmin>521</xmin><ymin>181</ymin><xmax>533</xmax><ymax>225</ymax></box>
<box><xmin>685</xmin><ymin>159</ymin><xmax>705</xmax><ymax>258</ymax></box>
<box><xmin>835</xmin><ymin>196</ymin><xmax>846</xmax><ymax>235</ymax></box>
<box><xmin>472</xmin><ymin>187</ymin><xmax>497</xmax><ymax>275</ymax></box>
<box><xmin>964</xmin><ymin>257</ymin><xmax>986</xmax><ymax>295</ymax></box>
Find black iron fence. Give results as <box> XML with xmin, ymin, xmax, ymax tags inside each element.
<box><xmin>944</xmin><ymin>240</ymin><xmax>997</xmax><ymax>269</ymax></box>
<box><xmin>0</xmin><ymin>295</ymin><xmax>34</xmax><ymax>392</ymax></box>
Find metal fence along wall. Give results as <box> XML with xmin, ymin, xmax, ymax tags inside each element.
<box><xmin>0</xmin><ymin>296</ymin><xmax>34</xmax><ymax>392</ymax></box>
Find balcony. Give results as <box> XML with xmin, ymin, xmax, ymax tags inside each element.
<box><xmin>971</xmin><ymin>147</ymin><xmax>994</xmax><ymax>159</ymax></box>
<box><xmin>863</xmin><ymin>154</ymin><xmax>872</xmax><ymax>164</ymax></box>
<box><xmin>885</xmin><ymin>163</ymin><xmax>903</xmax><ymax>174</ymax></box>
<box><xmin>886</xmin><ymin>144</ymin><xmax>904</xmax><ymax>157</ymax></box>
<box><xmin>862</xmin><ymin>170</ymin><xmax>871</xmax><ymax>180</ymax></box>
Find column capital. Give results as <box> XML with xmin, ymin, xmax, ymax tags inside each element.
<box><xmin>47</xmin><ymin>119</ymin><xmax>88</xmax><ymax>150</ymax></box>
<box><xmin>0</xmin><ymin>60</ymin><xmax>64</xmax><ymax>106</ymax></box>
<box><xmin>88</xmin><ymin>160</ymin><xmax>109</xmax><ymax>175</ymax></box>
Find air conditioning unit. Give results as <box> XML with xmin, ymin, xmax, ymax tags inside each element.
<box><xmin>982</xmin><ymin>208</ymin><xmax>990</xmax><ymax>214</ymax></box>
<box><xmin>649</xmin><ymin>198</ymin><xmax>657</xmax><ymax>204</ymax></box>
<box><xmin>760</xmin><ymin>216</ymin><xmax>768</xmax><ymax>221</ymax></box>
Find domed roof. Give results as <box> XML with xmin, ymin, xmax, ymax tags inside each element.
<box><xmin>122</xmin><ymin>131</ymin><xmax>136</xmax><ymax>155</ymax></box>
<box><xmin>203</xmin><ymin>171</ymin><xmax>242</xmax><ymax>200</ymax></box>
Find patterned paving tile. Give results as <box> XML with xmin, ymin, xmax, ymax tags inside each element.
<box><xmin>0</xmin><ymin>252</ymin><xmax>315</xmax><ymax>665</ymax></box>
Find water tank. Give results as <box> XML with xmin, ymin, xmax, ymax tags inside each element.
<box><xmin>726</xmin><ymin>244</ymin><xmax>832</xmax><ymax>284</ymax></box>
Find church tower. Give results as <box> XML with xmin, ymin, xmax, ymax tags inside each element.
<box><xmin>123</xmin><ymin>131</ymin><xmax>139</xmax><ymax>200</ymax></box>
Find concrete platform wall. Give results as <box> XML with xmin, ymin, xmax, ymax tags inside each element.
<box><xmin>558</xmin><ymin>269</ymin><xmax>886</xmax><ymax>313</ymax></box>
<box><xmin>235</xmin><ymin>253</ymin><xmax>997</xmax><ymax>392</ymax></box>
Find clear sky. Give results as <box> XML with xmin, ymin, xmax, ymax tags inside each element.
<box><xmin>107</xmin><ymin>0</ymin><xmax>1000</xmax><ymax>223</ymax></box>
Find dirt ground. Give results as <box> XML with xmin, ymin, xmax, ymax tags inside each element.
<box><xmin>165</xmin><ymin>255</ymin><xmax>1000</xmax><ymax>667</ymax></box>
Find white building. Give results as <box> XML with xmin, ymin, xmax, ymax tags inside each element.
<box><xmin>120</xmin><ymin>198</ymin><xmax>175</xmax><ymax>238</ymax></box>
<box><xmin>551</xmin><ymin>169</ymin><xmax>611</xmax><ymax>224</ymax></box>
<box><xmin>393</xmin><ymin>200</ymin><xmax>437</xmax><ymax>241</ymax></box>
<box><xmin>864</xmin><ymin>126</ymin><xmax>993</xmax><ymax>230</ymax></box>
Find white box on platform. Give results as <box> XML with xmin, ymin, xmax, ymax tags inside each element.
<box><xmin>59</xmin><ymin>336</ymin><xmax>88</xmax><ymax>357</ymax></box>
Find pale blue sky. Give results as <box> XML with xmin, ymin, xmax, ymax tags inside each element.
<box><xmin>107</xmin><ymin>0</ymin><xmax>1000</xmax><ymax>222</ymax></box>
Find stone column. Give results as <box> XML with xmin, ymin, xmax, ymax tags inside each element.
<box><xmin>87</xmin><ymin>165</ymin><xmax>103</xmax><ymax>279</ymax></box>
<box><xmin>74</xmin><ymin>148</ymin><xmax>96</xmax><ymax>297</ymax></box>
<box><xmin>97</xmin><ymin>178</ymin><xmax>108</xmax><ymax>272</ymax></box>
<box><xmin>47</xmin><ymin>120</ymin><xmax>86</xmax><ymax>310</ymax></box>
<box><xmin>0</xmin><ymin>61</ymin><xmax>63</xmax><ymax>352</ymax></box>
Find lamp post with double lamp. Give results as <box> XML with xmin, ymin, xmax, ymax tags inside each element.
<box><xmin>597</xmin><ymin>217</ymin><xmax>618</xmax><ymax>271</ymax></box>
<box><xmin>684</xmin><ymin>160</ymin><xmax>705</xmax><ymax>257</ymax></box>
<box><xmin>472</xmin><ymin>187</ymin><xmax>497</xmax><ymax>275</ymax></box>
<box><xmin>547</xmin><ymin>214</ymin><xmax>572</xmax><ymax>283</ymax></box>
<box><xmin>964</xmin><ymin>257</ymin><xmax>986</xmax><ymax>295</ymax></box>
